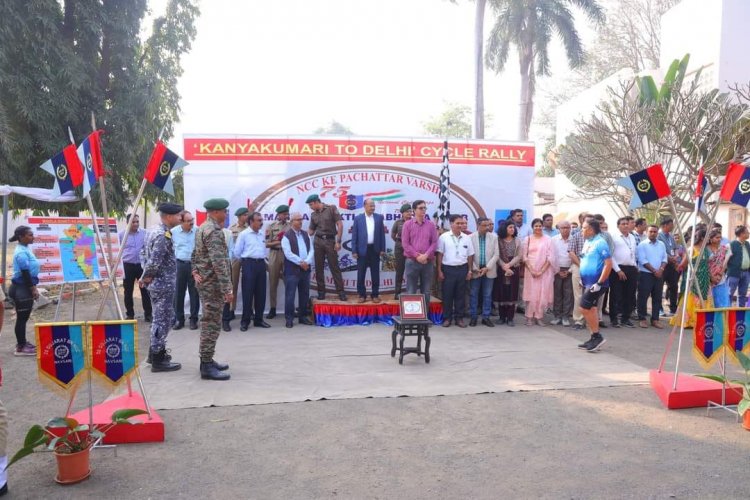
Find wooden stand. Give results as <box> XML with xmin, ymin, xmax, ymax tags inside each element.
<box><xmin>391</xmin><ymin>316</ymin><xmax>432</xmax><ymax>365</ymax></box>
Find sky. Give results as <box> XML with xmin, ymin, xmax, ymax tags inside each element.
<box><xmin>151</xmin><ymin>0</ymin><xmax>587</xmax><ymax>158</ymax></box>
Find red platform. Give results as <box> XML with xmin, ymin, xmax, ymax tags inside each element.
<box><xmin>649</xmin><ymin>370</ymin><xmax>743</xmax><ymax>409</ymax></box>
<box><xmin>69</xmin><ymin>393</ymin><xmax>164</xmax><ymax>444</ymax></box>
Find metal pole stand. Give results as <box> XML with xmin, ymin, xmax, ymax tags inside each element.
<box><xmin>706</xmin><ymin>347</ymin><xmax>741</xmax><ymax>421</ymax></box>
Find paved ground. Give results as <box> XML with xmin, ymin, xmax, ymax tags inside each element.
<box><xmin>1</xmin><ymin>290</ymin><xmax>748</xmax><ymax>499</ymax></box>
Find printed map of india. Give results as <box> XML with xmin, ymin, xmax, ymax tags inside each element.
<box><xmin>59</xmin><ymin>224</ymin><xmax>100</xmax><ymax>281</ymax></box>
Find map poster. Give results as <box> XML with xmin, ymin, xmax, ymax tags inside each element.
<box><xmin>27</xmin><ymin>217</ymin><xmax>125</xmax><ymax>285</ymax></box>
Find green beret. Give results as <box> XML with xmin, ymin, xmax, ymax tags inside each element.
<box><xmin>203</xmin><ymin>198</ymin><xmax>229</xmax><ymax>211</ymax></box>
<box><xmin>305</xmin><ymin>194</ymin><xmax>321</xmax><ymax>204</ymax></box>
<box><xmin>276</xmin><ymin>204</ymin><xmax>290</xmax><ymax>214</ymax></box>
<box><xmin>400</xmin><ymin>203</ymin><xmax>412</xmax><ymax>213</ymax></box>
<box><xmin>234</xmin><ymin>207</ymin><xmax>249</xmax><ymax>217</ymax></box>
<box><xmin>157</xmin><ymin>202</ymin><xmax>183</xmax><ymax>215</ymax></box>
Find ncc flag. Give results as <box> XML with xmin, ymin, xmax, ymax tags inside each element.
<box><xmin>76</xmin><ymin>130</ymin><xmax>105</xmax><ymax>197</ymax></box>
<box><xmin>35</xmin><ymin>322</ymin><xmax>87</xmax><ymax>392</ymax></box>
<box><xmin>695</xmin><ymin>167</ymin><xmax>708</xmax><ymax>213</ymax></box>
<box><xmin>719</xmin><ymin>162</ymin><xmax>750</xmax><ymax>207</ymax></box>
<box><xmin>143</xmin><ymin>140</ymin><xmax>187</xmax><ymax>195</ymax></box>
<box><xmin>616</xmin><ymin>163</ymin><xmax>671</xmax><ymax>210</ymax></box>
<box><xmin>694</xmin><ymin>309</ymin><xmax>726</xmax><ymax>368</ymax></box>
<box><xmin>88</xmin><ymin>320</ymin><xmax>138</xmax><ymax>387</ymax></box>
<box><xmin>727</xmin><ymin>308</ymin><xmax>750</xmax><ymax>359</ymax></box>
<box><xmin>39</xmin><ymin>144</ymin><xmax>85</xmax><ymax>196</ymax></box>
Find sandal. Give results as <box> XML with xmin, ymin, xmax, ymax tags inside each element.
<box><xmin>525</xmin><ymin>317</ymin><xmax>533</xmax><ymax>327</ymax></box>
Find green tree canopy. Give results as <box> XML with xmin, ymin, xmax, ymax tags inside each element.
<box><xmin>423</xmin><ymin>102</ymin><xmax>475</xmax><ymax>138</ymax></box>
<box><xmin>314</xmin><ymin>120</ymin><xmax>354</xmax><ymax>135</ymax></box>
<box><xmin>0</xmin><ymin>0</ymin><xmax>199</xmax><ymax>213</ymax></box>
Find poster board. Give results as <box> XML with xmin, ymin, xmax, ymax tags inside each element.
<box><xmin>183</xmin><ymin>135</ymin><xmax>534</xmax><ymax>296</ymax></box>
<box><xmin>27</xmin><ymin>216</ymin><xmax>124</xmax><ymax>285</ymax></box>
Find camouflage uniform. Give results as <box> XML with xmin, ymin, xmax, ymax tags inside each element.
<box><xmin>266</xmin><ymin>219</ymin><xmax>290</xmax><ymax>310</ymax></box>
<box><xmin>309</xmin><ymin>204</ymin><xmax>344</xmax><ymax>296</ymax></box>
<box><xmin>228</xmin><ymin>220</ymin><xmax>246</xmax><ymax>311</ymax></box>
<box><xmin>193</xmin><ymin>217</ymin><xmax>232</xmax><ymax>363</ymax></box>
<box><xmin>141</xmin><ymin>223</ymin><xmax>177</xmax><ymax>352</ymax></box>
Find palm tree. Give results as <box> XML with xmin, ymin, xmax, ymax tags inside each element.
<box><xmin>485</xmin><ymin>0</ymin><xmax>605</xmax><ymax>141</ymax></box>
<box><xmin>473</xmin><ymin>0</ymin><xmax>487</xmax><ymax>139</ymax></box>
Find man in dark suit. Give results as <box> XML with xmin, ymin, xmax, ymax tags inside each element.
<box><xmin>351</xmin><ymin>198</ymin><xmax>387</xmax><ymax>303</ymax></box>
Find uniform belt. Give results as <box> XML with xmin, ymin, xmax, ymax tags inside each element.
<box><xmin>242</xmin><ymin>257</ymin><xmax>265</xmax><ymax>262</ymax></box>
<box><xmin>315</xmin><ymin>234</ymin><xmax>336</xmax><ymax>240</ymax></box>
<box><xmin>270</xmin><ymin>248</ymin><xmax>281</xmax><ymax>251</ymax></box>
<box><xmin>443</xmin><ymin>263</ymin><xmax>468</xmax><ymax>268</ymax></box>
<box><xmin>176</xmin><ymin>259</ymin><xmax>191</xmax><ymax>264</ymax></box>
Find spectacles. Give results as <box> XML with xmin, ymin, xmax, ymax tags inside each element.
<box><xmin>292</xmin><ymin>218</ymin><xmax>303</xmax><ymax>221</ymax></box>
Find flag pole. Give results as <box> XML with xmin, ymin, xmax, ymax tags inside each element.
<box><xmin>91</xmin><ymin>113</ymin><xmax>115</xmax><ymax>264</ymax></box>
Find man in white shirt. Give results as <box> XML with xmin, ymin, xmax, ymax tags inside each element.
<box><xmin>551</xmin><ymin>221</ymin><xmax>573</xmax><ymax>326</ymax></box>
<box><xmin>609</xmin><ymin>217</ymin><xmax>639</xmax><ymax>328</ymax></box>
<box><xmin>437</xmin><ymin>214</ymin><xmax>475</xmax><ymax>328</ymax></box>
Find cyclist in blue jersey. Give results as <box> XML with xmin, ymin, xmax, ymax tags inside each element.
<box><xmin>577</xmin><ymin>219</ymin><xmax>613</xmax><ymax>352</ymax></box>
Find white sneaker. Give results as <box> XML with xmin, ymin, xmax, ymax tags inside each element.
<box><xmin>562</xmin><ymin>318</ymin><xmax>571</xmax><ymax>327</ymax></box>
<box><xmin>550</xmin><ymin>318</ymin><xmax>562</xmax><ymax>326</ymax></box>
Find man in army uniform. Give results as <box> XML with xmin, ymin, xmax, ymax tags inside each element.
<box><xmin>140</xmin><ymin>202</ymin><xmax>183</xmax><ymax>372</ymax></box>
<box><xmin>391</xmin><ymin>203</ymin><xmax>413</xmax><ymax>299</ymax></box>
<box><xmin>192</xmin><ymin>198</ymin><xmax>232</xmax><ymax>381</ymax></box>
<box><xmin>265</xmin><ymin>204</ymin><xmax>291</xmax><ymax>319</ymax></box>
<box><xmin>227</xmin><ymin>207</ymin><xmax>249</xmax><ymax>321</ymax></box>
<box><xmin>306</xmin><ymin>194</ymin><xmax>346</xmax><ymax>301</ymax></box>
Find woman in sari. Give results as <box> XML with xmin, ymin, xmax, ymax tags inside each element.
<box><xmin>494</xmin><ymin>220</ymin><xmax>522</xmax><ymax>326</ymax></box>
<box><xmin>521</xmin><ymin>218</ymin><xmax>558</xmax><ymax>326</ymax></box>
<box><xmin>671</xmin><ymin>228</ymin><xmax>712</xmax><ymax>328</ymax></box>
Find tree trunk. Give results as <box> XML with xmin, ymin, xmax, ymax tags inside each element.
<box><xmin>517</xmin><ymin>47</ymin><xmax>533</xmax><ymax>142</ymax></box>
<box><xmin>472</xmin><ymin>0</ymin><xmax>486</xmax><ymax>139</ymax></box>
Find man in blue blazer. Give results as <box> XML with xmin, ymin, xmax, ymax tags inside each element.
<box><xmin>351</xmin><ymin>198</ymin><xmax>387</xmax><ymax>303</ymax></box>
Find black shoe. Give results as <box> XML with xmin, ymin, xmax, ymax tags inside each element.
<box><xmin>200</xmin><ymin>361</ymin><xmax>230</xmax><ymax>381</ymax></box>
<box><xmin>173</xmin><ymin>320</ymin><xmax>184</xmax><ymax>330</ymax></box>
<box><xmin>254</xmin><ymin>321</ymin><xmax>271</xmax><ymax>328</ymax></box>
<box><xmin>317</xmin><ymin>293</ymin><xmax>326</xmax><ymax>300</ymax></box>
<box><xmin>286</xmin><ymin>320</ymin><xmax>293</xmax><ymax>328</ymax></box>
<box><xmin>151</xmin><ymin>349</ymin><xmax>181</xmax><ymax>372</ymax></box>
<box><xmin>299</xmin><ymin>318</ymin><xmax>314</xmax><ymax>326</ymax></box>
<box><xmin>578</xmin><ymin>336</ymin><xmax>595</xmax><ymax>350</ymax></box>
<box><xmin>212</xmin><ymin>360</ymin><xmax>229</xmax><ymax>371</ymax></box>
<box><xmin>266</xmin><ymin>308</ymin><xmax>277</xmax><ymax>319</ymax></box>
<box><xmin>469</xmin><ymin>318</ymin><xmax>478</xmax><ymax>327</ymax></box>
<box><xmin>587</xmin><ymin>334</ymin><xmax>607</xmax><ymax>352</ymax></box>
<box><xmin>240</xmin><ymin>323</ymin><xmax>249</xmax><ymax>332</ymax></box>
<box><xmin>189</xmin><ymin>319</ymin><xmax>198</xmax><ymax>330</ymax></box>
<box><xmin>339</xmin><ymin>294</ymin><xmax>348</xmax><ymax>301</ymax></box>
<box><xmin>482</xmin><ymin>318</ymin><xmax>494</xmax><ymax>327</ymax></box>
<box><xmin>222</xmin><ymin>321</ymin><xmax>231</xmax><ymax>332</ymax></box>
<box><xmin>126</xmin><ymin>314</ymin><xmax>135</xmax><ymax>320</ymax></box>
<box><xmin>496</xmin><ymin>318</ymin><xmax>506</xmax><ymax>325</ymax></box>
<box><xmin>146</xmin><ymin>348</ymin><xmax>172</xmax><ymax>364</ymax></box>
<box><xmin>574</xmin><ymin>323</ymin><xmax>584</xmax><ymax>330</ymax></box>
<box><xmin>145</xmin><ymin>315</ymin><xmax>153</xmax><ymax>323</ymax></box>
<box><xmin>622</xmin><ymin>320</ymin><xmax>636</xmax><ymax>328</ymax></box>
<box><xmin>229</xmin><ymin>311</ymin><xmax>236</xmax><ymax>320</ymax></box>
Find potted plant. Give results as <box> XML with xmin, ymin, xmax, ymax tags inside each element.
<box><xmin>697</xmin><ymin>350</ymin><xmax>750</xmax><ymax>430</ymax></box>
<box><xmin>6</xmin><ymin>409</ymin><xmax>147</xmax><ymax>484</ymax></box>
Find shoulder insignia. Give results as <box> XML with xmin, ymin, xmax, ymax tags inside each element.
<box><xmin>165</xmin><ymin>230</ymin><xmax>172</xmax><ymax>239</ymax></box>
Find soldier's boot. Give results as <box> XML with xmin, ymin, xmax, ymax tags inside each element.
<box><xmin>200</xmin><ymin>361</ymin><xmax>231</xmax><ymax>381</ymax></box>
<box><xmin>212</xmin><ymin>360</ymin><xmax>230</xmax><ymax>371</ymax></box>
<box><xmin>151</xmin><ymin>349</ymin><xmax>181</xmax><ymax>372</ymax></box>
<box><xmin>266</xmin><ymin>308</ymin><xmax>276</xmax><ymax>319</ymax></box>
<box><xmin>222</xmin><ymin>320</ymin><xmax>231</xmax><ymax>332</ymax></box>
<box><xmin>146</xmin><ymin>348</ymin><xmax>172</xmax><ymax>364</ymax></box>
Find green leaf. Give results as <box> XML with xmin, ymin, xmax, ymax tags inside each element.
<box><xmin>22</xmin><ymin>425</ymin><xmax>46</xmax><ymax>447</ymax></box>
<box><xmin>46</xmin><ymin>417</ymin><xmax>78</xmax><ymax>429</ymax></box>
<box><xmin>738</xmin><ymin>398</ymin><xmax>750</xmax><ymax>417</ymax></box>
<box><xmin>695</xmin><ymin>374</ymin><xmax>728</xmax><ymax>384</ymax></box>
<box><xmin>736</xmin><ymin>351</ymin><xmax>750</xmax><ymax>373</ymax></box>
<box><xmin>6</xmin><ymin>447</ymin><xmax>36</xmax><ymax>469</ymax></box>
<box><xmin>111</xmin><ymin>409</ymin><xmax>148</xmax><ymax>423</ymax></box>
<box><xmin>636</xmin><ymin>76</ymin><xmax>658</xmax><ymax>105</ymax></box>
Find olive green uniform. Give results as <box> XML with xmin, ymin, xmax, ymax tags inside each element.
<box><xmin>309</xmin><ymin>204</ymin><xmax>344</xmax><ymax>295</ymax></box>
<box><xmin>192</xmin><ymin>217</ymin><xmax>232</xmax><ymax>363</ymax></box>
<box><xmin>228</xmin><ymin>221</ymin><xmax>246</xmax><ymax>311</ymax></box>
<box><xmin>391</xmin><ymin>218</ymin><xmax>406</xmax><ymax>296</ymax></box>
<box><xmin>266</xmin><ymin>219</ymin><xmax>290</xmax><ymax>309</ymax></box>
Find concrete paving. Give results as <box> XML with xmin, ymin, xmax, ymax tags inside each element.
<box><xmin>126</xmin><ymin>323</ymin><xmax>648</xmax><ymax>409</ymax></box>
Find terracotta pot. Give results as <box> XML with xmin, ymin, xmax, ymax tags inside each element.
<box><xmin>743</xmin><ymin>411</ymin><xmax>750</xmax><ymax>431</ymax></box>
<box><xmin>54</xmin><ymin>447</ymin><xmax>91</xmax><ymax>485</ymax></box>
